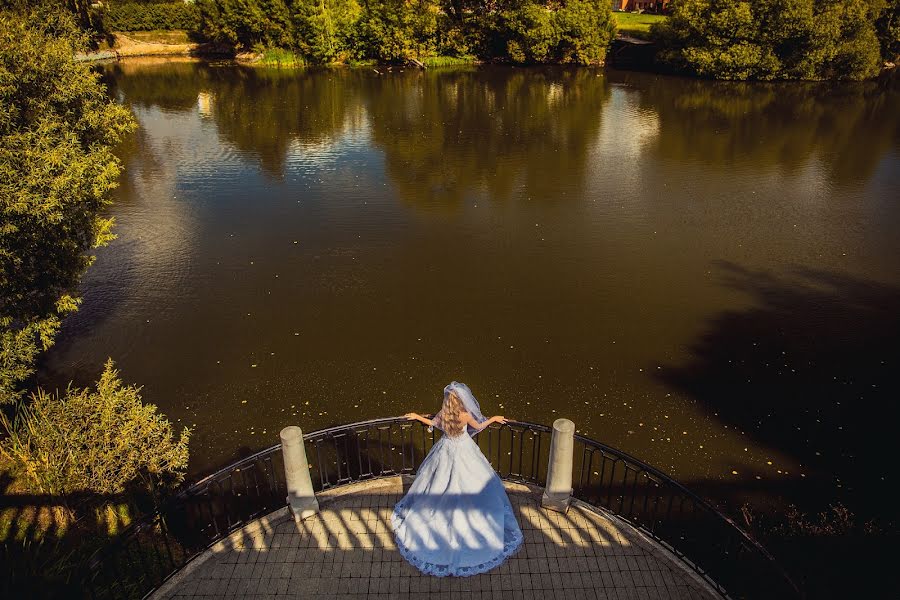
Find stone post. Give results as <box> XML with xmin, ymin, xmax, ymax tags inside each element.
<box><xmin>541</xmin><ymin>418</ymin><xmax>575</xmax><ymax>513</ymax></box>
<box><xmin>280</xmin><ymin>426</ymin><xmax>319</xmax><ymax>522</ymax></box>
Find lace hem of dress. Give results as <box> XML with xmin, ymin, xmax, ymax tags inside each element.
<box><xmin>390</xmin><ymin>500</ymin><xmax>524</xmax><ymax>578</ymax></box>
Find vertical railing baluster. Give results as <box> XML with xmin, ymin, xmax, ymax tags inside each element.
<box><xmin>315</xmin><ymin>439</ymin><xmax>328</xmax><ymax>489</ymax></box>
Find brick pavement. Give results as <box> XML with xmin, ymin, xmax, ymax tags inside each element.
<box><xmin>154</xmin><ymin>477</ymin><xmax>718</xmax><ymax>600</ymax></box>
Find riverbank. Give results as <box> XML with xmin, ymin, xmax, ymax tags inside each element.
<box><xmin>76</xmin><ymin>31</ymin><xmax>226</xmax><ymax>62</ymax></box>
<box><xmin>75</xmin><ymin>31</ymin><xmax>479</xmax><ymax>68</ymax></box>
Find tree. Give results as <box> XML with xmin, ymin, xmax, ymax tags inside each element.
<box><xmin>293</xmin><ymin>0</ymin><xmax>361</xmax><ymax>63</ymax></box>
<box><xmin>653</xmin><ymin>0</ymin><xmax>884</xmax><ymax>80</ymax></box>
<box><xmin>0</xmin><ymin>8</ymin><xmax>135</xmax><ymax>405</ymax></box>
<box><xmin>0</xmin><ymin>360</ymin><xmax>190</xmax><ymax>497</ymax></box>
<box><xmin>501</xmin><ymin>0</ymin><xmax>616</xmax><ymax>65</ymax></box>
<box><xmin>874</xmin><ymin>0</ymin><xmax>900</xmax><ymax>63</ymax></box>
<box><xmin>196</xmin><ymin>0</ymin><xmax>295</xmax><ymax>49</ymax></box>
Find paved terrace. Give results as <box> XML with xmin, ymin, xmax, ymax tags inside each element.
<box><xmin>154</xmin><ymin>476</ymin><xmax>718</xmax><ymax>600</ymax></box>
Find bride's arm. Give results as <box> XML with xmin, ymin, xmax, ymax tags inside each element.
<box><xmin>404</xmin><ymin>412</ymin><xmax>434</xmax><ymax>426</ymax></box>
<box><xmin>464</xmin><ymin>413</ymin><xmax>508</xmax><ymax>431</ymax></box>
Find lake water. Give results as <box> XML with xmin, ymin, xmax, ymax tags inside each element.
<box><xmin>40</xmin><ymin>60</ymin><xmax>900</xmax><ymax>517</ymax></box>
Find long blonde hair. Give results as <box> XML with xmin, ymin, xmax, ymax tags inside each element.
<box><xmin>436</xmin><ymin>391</ymin><xmax>467</xmax><ymax>437</ymax></box>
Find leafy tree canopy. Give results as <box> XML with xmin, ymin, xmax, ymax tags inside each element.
<box><xmin>0</xmin><ymin>7</ymin><xmax>135</xmax><ymax>404</ymax></box>
<box><xmin>652</xmin><ymin>0</ymin><xmax>888</xmax><ymax>80</ymax></box>
<box><xmin>195</xmin><ymin>0</ymin><xmax>617</xmax><ymax>65</ymax></box>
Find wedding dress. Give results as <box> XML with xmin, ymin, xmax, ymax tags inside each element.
<box><xmin>390</xmin><ymin>382</ymin><xmax>523</xmax><ymax>576</ymax></box>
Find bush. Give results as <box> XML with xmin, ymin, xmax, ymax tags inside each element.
<box><xmin>653</xmin><ymin>0</ymin><xmax>884</xmax><ymax>80</ymax></box>
<box><xmin>0</xmin><ymin>360</ymin><xmax>190</xmax><ymax>497</ymax></box>
<box><xmin>101</xmin><ymin>1</ymin><xmax>201</xmax><ymax>31</ymax></box>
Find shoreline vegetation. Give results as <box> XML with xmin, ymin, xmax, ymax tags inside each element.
<box><xmin>89</xmin><ymin>0</ymin><xmax>618</xmax><ymax>67</ymax></box>
<box><xmin>81</xmin><ymin>0</ymin><xmax>899</xmax><ymax>79</ymax></box>
<box><xmin>1</xmin><ymin>5</ymin><xmax>192</xmax><ymax>595</ymax></box>
<box><xmin>76</xmin><ymin>31</ymin><xmax>481</xmax><ymax>68</ymax></box>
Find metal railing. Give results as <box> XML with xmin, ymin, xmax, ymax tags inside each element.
<box><xmin>82</xmin><ymin>417</ymin><xmax>798</xmax><ymax>599</ymax></box>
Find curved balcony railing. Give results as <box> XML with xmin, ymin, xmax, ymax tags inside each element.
<box><xmin>82</xmin><ymin>417</ymin><xmax>799</xmax><ymax>599</ymax></box>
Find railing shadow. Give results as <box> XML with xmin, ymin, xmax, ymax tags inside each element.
<box><xmin>153</xmin><ymin>482</ymin><xmax>712</xmax><ymax>599</ymax></box>
<box><xmin>81</xmin><ymin>418</ymin><xmax>798</xmax><ymax>600</ymax></box>
<box><xmin>1</xmin><ymin>483</ymin><xmax>152</xmax><ymax>599</ymax></box>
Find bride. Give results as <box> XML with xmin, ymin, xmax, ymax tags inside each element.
<box><xmin>391</xmin><ymin>382</ymin><xmax>523</xmax><ymax>576</ymax></box>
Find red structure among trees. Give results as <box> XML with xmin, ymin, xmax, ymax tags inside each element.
<box><xmin>614</xmin><ymin>0</ymin><xmax>669</xmax><ymax>12</ymax></box>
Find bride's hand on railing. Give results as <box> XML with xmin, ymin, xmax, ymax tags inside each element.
<box><xmin>404</xmin><ymin>412</ymin><xmax>420</xmax><ymax>420</ymax></box>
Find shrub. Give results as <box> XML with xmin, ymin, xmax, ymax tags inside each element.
<box><xmin>0</xmin><ymin>360</ymin><xmax>190</xmax><ymax>497</ymax></box>
<box><xmin>101</xmin><ymin>1</ymin><xmax>201</xmax><ymax>32</ymax></box>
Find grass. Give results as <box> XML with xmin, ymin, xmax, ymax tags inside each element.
<box><xmin>421</xmin><ymin>55</ymin><xmax>477</xmax><ymax>68</ymax></box>
<box><xmin>613</xmin><ymin>12</ymin><xmax>668</xmax><ymax>39</ymax></box>
<box><xmin>256</xmin><ymin>48</ymin><xmax>308</xmax><ymax>68</ymax></box>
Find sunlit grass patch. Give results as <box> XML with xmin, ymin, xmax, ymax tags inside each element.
<box><xmin>613</xmin><ymin>12</ymin><xmax>668</xmax><ymax>39</ymax></box>
<box><xmin>257</xmin><ymin>48</ymin><xmax>307</xmax><ymax>68</ymax></box>
<box><xmin>422</xmin><ymin>55</ymin><xmax>477</xmax><ymax>68</ymax></box>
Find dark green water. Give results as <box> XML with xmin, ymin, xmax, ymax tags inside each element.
<box><xmin>40</xmin><ymin>60</ymin><xmax>900</xmax><ymax>517</ymax></box>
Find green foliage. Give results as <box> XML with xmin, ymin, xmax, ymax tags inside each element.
<box><xmin>258</xmin><ymin>46</ymin><xmax>308</xmax><ymax>65</ymax></box>
<box><xmin>351</xmin><ymin>0</ymin><xmax>434</xmax><ymax>62</ymax></box>
<box><xmin>195</xmin><ymin>0</ymin><xmax>616</xmax><ymax>64</ymax></box>
<box><xmin>0</xmin><ymin>9</ymin><xmax>135</xmax><ymax>404</ymax></box>
<box><xmin>196</xmin><ymin>0</ymin><xmax>295</xmax><ymax>49</ymax></box>
<box><xmin>503</xmin><ymin>4</ymin><xmax>556</xmax><ymax>63</ymax></box>
<box><xmin>501</xmin><ymin>0</ymin><xmax>615</xmax><ymax>64</ymax></box>
<box><xmin>874</xmin><ymin>0</ymin><xmax>900</xmax><ymax>62</ymax></box>
<box><xmin>294</xmin><ymin>0</ymin><xmax>361</xmax><ymax>63</ymax></box>
<box><xmin>556</xmin><ymin>0</ymin><xmax>618</xmax><ymax>64</ymax></box>
<box><xmin>421</xmin><ymin>54</ymin><xmax>476</xmax><ymax>66</ymax></box>
<box><xmin>100</xmin><ymin>1</ymin><xmax>201</xmax><ymax>32</ymax></box>
<box><xmin>653</xmin><ymin>0</ymin><xmax>886</xmax><ymax>80</ymax></box>
<box><xmin>0</xmin><ymin>360</ymin><xmax>190</xmax><ymax>497</ymax></box>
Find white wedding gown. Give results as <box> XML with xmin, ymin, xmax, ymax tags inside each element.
<box><xmin>390</xmin><ymin>431</ymin><xmax>523</xmax><ymax>576</ymax></box>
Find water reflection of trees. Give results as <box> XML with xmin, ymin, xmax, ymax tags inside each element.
<box><xmin>101</xmin><ymin>62</ymin><xmax>369</xmax><ymax>178</ymax></box>
<box><xmin>101</xmin><ymin>59</ymin><xmax>213</xmax><ymax>113</ymax></box>
<box><xmin>363</xmin><ymin>68</ymin><xmax>611</xmax><ymax>210</ymax></box>
<box><xmin>103</xmin><ymin>63</ymin><xmax>900</xmax><ymax>190</ymax></box>
<box><xmin>612</xmin><ymin>72</ymin><xmax>900</xmax><ymax>186</ymax></box>
<box><xmin>208</xmin><ymin>68</ymin><xmax>368</xmax><ymax>177</ymax></box>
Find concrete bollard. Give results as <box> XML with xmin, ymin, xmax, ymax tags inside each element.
<box><xmin>280</xmin><ymin>426</ymin><xmax>319</xmax><ymax>522</ymax></box>
<box><xmin>542</xmin><ymin>418</ymin><xmax>575</xmax><ymax>513</ymax></box>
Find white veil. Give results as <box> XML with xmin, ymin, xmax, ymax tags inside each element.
<box><xmin>432</xmin><ymin>381</ymin><xmax>487</xmax><ymax>436</ymax></box>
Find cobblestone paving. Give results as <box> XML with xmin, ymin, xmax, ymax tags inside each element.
<box><xmin>156</xmin><ymin>477</ymin><xmax>717</xmax><ymax>600</ymax></box>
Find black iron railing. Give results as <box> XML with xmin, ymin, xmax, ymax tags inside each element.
<box><xmin>83</xmin><ymin>417</ymin><xmax>798</xmax><ymax>599</ymax></box>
